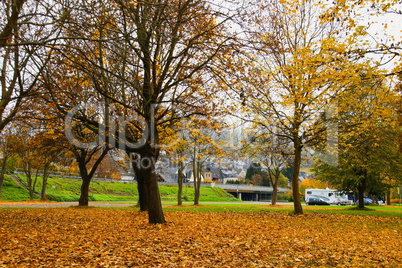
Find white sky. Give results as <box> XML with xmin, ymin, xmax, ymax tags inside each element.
<box><xmin>359</xmin><ymin>4</ymin><xmax>402</xmax><ymax>71</ymax></box>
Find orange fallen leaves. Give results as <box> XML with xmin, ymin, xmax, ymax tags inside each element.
<box><xmin>0</xmin><ymin>208</ymin><xmax>401</xmax><ymax>267</ymax></box>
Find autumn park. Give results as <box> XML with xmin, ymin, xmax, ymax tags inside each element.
<box><xmin>1</xmin><ymin>0</ymin><xmax>402</xmax><ymax>267</ymax></box>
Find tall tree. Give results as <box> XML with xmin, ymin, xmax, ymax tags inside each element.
<box><xmin>163</xmin><ymin>127</ymin><xmax>188</xmax><ymax>206</ymax></box>
<box><xmin>244</xmin><ymin>131</ymin><xmax>292</xmax><ymax>205</ymax></box>
<box><xmin>65</xmin><ymin>119</ymin><xmax>110</xmax><ymax>206</ymax></box>
<box><xmin>165</xmin><ymin>116</ymin><xmax>224</xmax><ymax>205</ymax></box>
<box><xmin>313</xmin><ymin>73</ymin><xmax>402</xmax><ymax>208</ymax></box>
<box><xmin>185</xmin><ymin>117</ymin><xmax>223</xmax><ymax>205</ymax></box>
<box><xmin>38</xmin><ymin>45</ymin><xmax>112</xmax><ymax>206</ymax></box>
<box><xmin>6</xmin><ymin>126</ymin><xmax>57</xmax><ymax>200</ymax></box>
<box><xmin>233</xmin><ymin>0</ymin><xmax>368</xmax><ymax>214</ymax></box>
<box><xmin>56</xmin><ymin>0</ymin><xmax>235</xmax><ymax>223</ymax></box>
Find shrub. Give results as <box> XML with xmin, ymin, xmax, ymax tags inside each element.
<box><xmin>278</xmin><ymin>192</ymin><xmax>293</xmax><ymax>202</ymax></box>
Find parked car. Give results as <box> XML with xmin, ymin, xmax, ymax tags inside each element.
<box><xmin>356</xmin><ymin>198</ymin><xmax>373</xmax><ymax>206</ymax></box>
<box><xmin>335</xmin><ymin>199</ymin><xmax>350</xmax><ymax>206</ymax></box>
<box><xmin>306</xmin><ymin>197</ymin><xmax>330</xmax><ymax>205</ymax></box>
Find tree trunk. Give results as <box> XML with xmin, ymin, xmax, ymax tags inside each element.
<box><xmin>386</xmin><ymin>189</ymin><xmax>391</xmax><ymax>206</ymax></box>
<box><xmin>136</xmin><ymin>174</ymin><xmax>148</xmax><ymax>211</ymax></box>
<box><xmin>0</xmin><ymin>176</ymin><xmax>3</xmax><ymax>197</ymax></box>
<box><xmin>133</xmin><ymin>161</ymin><xmax>148</xmax><ymax>211</ymax></box>
<box><xmin>272</xmin><ymin>181</ymin><xmax>278</xmax><ymax>206</ymax></box>
<box><xmin>357</xmin><ymin>178</ymin><xmax>366</xmax><ymax>209</ymax></box>
<box><xmin>145</xmin><ymin>171</ymin><xmax>164</xmax><ymax>224</ymax></box>
<box><xmin>126</xmin><ymin>134</ymin><xmax>164</xmax><ymax>223</ymax></box>
<box><xmin>193</xmin><ymin>159</ymin><xmax>201</xmax><ymax>206</ymax></box>
<box><xmin>24</xmin><ymin>165</ymin><xmax>35</xmax><ymax>201</ymax></box>
<box><xmin>268</xmin><ymin>169</ymin><xmax>280</xmax><ymax>206</ymax></box>
<box><xmin>292</xmin><ymin>145</ymin><xmax>303</xmax><ymax>214</ymax></box>
<box><xmin>128</xmin><ymin>152</ymin><xmax>148</xmax><ymax>211</ymax></box>
<box><xmin>0</xmin><ymin>155</ymin><xmax>7</xmax><ymax>196</ymax></box>
<box><xmin>141</xmin><ymin>152</ymin><xmax>165</xmax><ymax>224</ymax></box>
<box><xmin>29</xmin><ymin>181</ymin><xmax>35</xmax><ymax>200</ymax></box>
<box><xmin>177</xmin><ymin>160</ymin><xmax>184</xmax><ymax>206</ymax></box>
<box><xmin>77</xmin><ymin>147</ymin><xmax>109</xmax><ymax>207</ymax></box>
<box><xmin>29</xmin><ymin>185</ymin><xmax>34</xmax><ymax>200</ymax></box>
<box><xmin>40</xmin><ymin>163</ymin><xmax>50</xmax><ymax>200</ymax></box>
<box><xmin>41</xmin><ymin>175</ymin><xmax>48</xmax><ymax>200</ymax></box>
<box><xmin>79</xmin><ymin>176</ymin><xmax>91</xmax><ymax>206</ymax></box>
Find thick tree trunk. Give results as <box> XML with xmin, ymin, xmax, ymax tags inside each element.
<box><xmin>145</xmin><ymin>171</ymin><xmax>165</xmax><ymax>224</ymax></box>
<box><xmin>141</xmin><ymin>152</ymin><xmax>165</xmax><ymax>224</ymax></box>
<box><xmin>137</xmin><ymin>175</ymin><xmax>148</xmax><ymax>211</ymax></box>
<box><xmin>0</xmin><ymin>0</ymin><xmax>27</xmax><ymax>47</ymax></box>
<box><xmin>357</xmin><ymin>178</ymin><xmax>366</xmax><ymax>209</ymax></box>
<box><xmin>126</xmin><ymin>131</ymin><xmax>164</xmax><ymax>223</ymax></box>
<box><xmin>128</xmin><ymin>152</ymin><xmax>148</xmax><ymax>211</ymax></box>
<box><xmin>133</xmin><ymin>165</ymin><xmax>148</xmax><ymax>211</ymax></box>
<box><xmin>386</xmin><ymin>189</ymin><xmax>391</xmax><ymax>206</ymax></box>
<box><xmin>78</xmin><ymin>156</ymin><xmax>91</xmax><ymax>207</ymax></box>
<box><xmin>77</xmin><ymin>147</ymin><xmax>109</xmax><ymax>207</ymax></box>
<box><xmin>292</xmin><ymin>145</ymin><xmax>303</xmax><ymax>214</ymax></box>
<box><xmin>79</xmin><ymin>176</ymin><xmax>91</xmax><ymax>206</ymax></box>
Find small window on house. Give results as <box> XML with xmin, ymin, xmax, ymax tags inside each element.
<box><xmin>307</xmin><ymin>191</ymin><xmax>312</xmax><ymax>195</ymax></box>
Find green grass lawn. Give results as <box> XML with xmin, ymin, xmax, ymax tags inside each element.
<box><xmin>2</xmin><ymin>175</ymin><xmax>401</xmax><ymax>218</ymax></box>
<box><xmin>0</xmin><ymin>175</ymin><xmax>33</xmax><ymax>201</ymax></box>
<box><xmin>162</xmin><ymin>202</ymin><xmax>402</xmax><ymax>217</ymax></box>
<box><xmin>0</xmin><ymin>175</ymin><xmax>239</xmax><ymax>202</ymax></box>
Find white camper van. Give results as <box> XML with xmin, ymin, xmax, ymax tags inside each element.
<box><xmin>305</xmin><ymin>188</ymin><xmax>350</xmax><ymax>205</ymax></box>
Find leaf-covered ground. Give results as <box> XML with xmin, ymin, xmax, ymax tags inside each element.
<box><xmin>0</xmin><ymin>208</ymin><xmax>401</xmax><ymax>267</ymax></box>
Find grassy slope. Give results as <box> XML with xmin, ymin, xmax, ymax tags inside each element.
<box><xmin>0</xmin><ymin>175</ymin><xmax>239</xmax><ymax>202</ymax></box>
<box><xmin>0</xmin><ymin>175</ymin><xmax>32</xmax><ymax>201</ymax></box>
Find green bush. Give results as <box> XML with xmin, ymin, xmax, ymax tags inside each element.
<box><xmin>277</xmin><ymin>192</ymin><xmax>293</xmax><ymax>202</ymax></box>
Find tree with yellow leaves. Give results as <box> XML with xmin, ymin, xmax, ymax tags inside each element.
<box><xmin>5</xmin><ymin>124</ymin><xmax>65</xmax><ymax>200</ymax></box>
<box><xmin>38</xmin><ymin>45</ymin><xmax>111</xmax><ymax>206</ymax></box>
<box><xmin>313</xmin><ymin>72</ymin><xmax>402</xmax><ymax>208</ymax></box>
<box><xmin>242</xmin><ymin>129</ymin><xmax>292</xmax><ymax>205</ymax></box>
<box><xmin>53</xmin><ymin>0</ymin><xmax>235</xmax><ymax>223</ymax></box>
<box><xmin>234</xmin><ymin>0</ymin><xmax>371</xmax><ymax>214</ymax></box>
<box><xmin>164</xmin><ymin>116</ymin><xmax>224</xmax><ymax>206</ymax></box>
